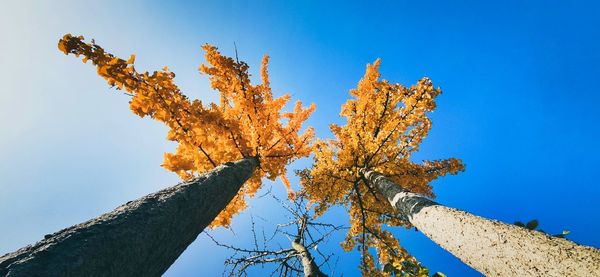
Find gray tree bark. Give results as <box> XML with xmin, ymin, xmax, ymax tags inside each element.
<box><xmin>291</xmin><ymin>239</ymin><xmax>327</xmax><ymax>277</ymax></box>
<box><xmin>290</xmin><ymin>216</ymin><xmax>327</xmax><ymax>277</ymax></box>
<box><xmin>361</xmin><ymin>169</ymin><xmax>600</xmax><ymax>277</ymax></box>
<box><xmin>0</xmin><ymin>157</ymin><xmax>258</xmax><ymax>277</ymax></box>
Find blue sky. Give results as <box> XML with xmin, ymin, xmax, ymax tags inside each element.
<box><xmin>1</xmin><ymin>1</ymin><xmax>599</xmax><ymax>276</ymax></box>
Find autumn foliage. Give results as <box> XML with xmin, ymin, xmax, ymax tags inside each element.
<box><xmin>58</xmin><ymin>33</ymin><xmax>466</xmax><ymax>275</ymax></box>
<box><xmin>301</xmin><ymin>60</ymin><xmax>464</xmax><ymax>275</ymax></box>
<box><xmin>58</xmin><ymin>34</ymin><xmax>315</xmax><ymax>227</ymax></box>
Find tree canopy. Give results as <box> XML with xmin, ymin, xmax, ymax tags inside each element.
<box><xmin>58</xmin><ymin>34</ymin><xmax>315</xmax><ymax>227</ymax></box>
<box><xmin>58</xmin><ymin>34</ymin><xmax>466</xmax><ymax>275</ymax></box>
<box><xmin>301</xmin><ymin>60</ymin><xmax>464</xmax><ymax>275</ymax></box>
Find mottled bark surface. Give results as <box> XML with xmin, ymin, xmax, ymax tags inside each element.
<box><xmin>363</xmin><ymin>169</ymin><xmax>600</xmax><ymax>277</ymax></box>
<box><xmin>0</xmin><ymin>157</ymin><xmax>258</xmax><ymax>277</ymax></box>
<box><xmin>291</xmin><ymin>239</ymin><xmax>327</xmax><ymax>277</ymax></box>
<box><xmin>412</xmin><ymin>205</ymin><xmax>600</xmax><ymax>276</ymax></box>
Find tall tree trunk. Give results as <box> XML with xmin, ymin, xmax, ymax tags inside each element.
<box><xmin>0</xmin><ymin>157</ymin><xmax>258</xmax><ymax>277</ymax></box>
<box><xmin>361</xmin><ymin>169</ymin><xmax>600</xmax><ymax>277</ymax></box>
<box><xmin>291</xmin><ymin>216</ymin><xmax>327</xmax><ymax>277</ymax></box>
<box><xmin>291</xmin><ymin>238</ymin><xmax>327</xmax><ymax>277</ymax></box>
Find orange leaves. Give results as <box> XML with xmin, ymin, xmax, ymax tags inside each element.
<box><xmin>279</xmin><ymin>174</ymin><xmax>295</xmax><ymax>200</ymax></box>
<box><xmin>60</xmin><ymin>33</ymin><xmax>461</xmax><ymax>273</ymax></box>
<box><xmin>126</xmin><ymin>54</ymin><xmax>136</xmax><ymax>65</ymax></box>
<box><xmin>198</xmin><ymin>44</ymin><xmax>315</xmax><ymax>180</ymax></box>
<box><xmin>301</xmin><ymin>59</ymin><xmax>464</xmax><ymax>273</ymax></box>
<box><xmin>59</xmin><ymin>34</ymin><xmax>315</xmax><ymax>228</ymax></box>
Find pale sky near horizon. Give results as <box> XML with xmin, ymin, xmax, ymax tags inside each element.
<box><xmin>1</xmin><ymin>1</ymin><xmax>599</xmax><ymax>276</ymax></box>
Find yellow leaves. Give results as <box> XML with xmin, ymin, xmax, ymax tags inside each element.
<box><xmin>354</xmin><ymin>58</ymin><xmax>381</xmax><ymax>96</ymax></box>
<box><xmin>127</xmin><ymin>54</ymin><xmax>135</xmax><ymax>64</ymax></box>
<box><xmin>108</xmin><ymin>57</ymin><xmax>120</xmax><ymax>65</ymax></box>
<box><xmin>57</xmin><ymin>34</ymin><xmax>77</xmax><ymax>55</ymax></box>
<box><xmin>58</xmin><ymin>41</ymin><xmax>67</xmax><ymax>54</ymax></box>
<box><xmin>59</xmin><ymin>34</ymin><xmax>315</xmax><ymax>229</ymax></box>
<box><xmin>280</xmin><ymin>173</ymin><xmax>295</xmax><ymax>200</ymax></box>
<box><xmin>198</xmin><ymin>44</ymin><xmax>315</xmax><ymax>179</ymax></box>
<box><xmin>301</xmin><ymin>59</ymin><xmax>464</xmax><ymax>273</ymax></box>
<box><xmin>162</xmin><ymin>150</ymin><xmax>195</xmax><ymax>180</ymax></box>
<box><xmin>98</xmin><ymin>66</ymin><xmax>108</xmax><ymax>76</ymax></box>
<box><xmin>260</xmin><ymin>55</ymin><xmax>271</xmax><ymax>91</ymax></box>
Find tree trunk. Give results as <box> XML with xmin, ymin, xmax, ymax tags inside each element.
<box><xmin>361</xmin><ymin>169</ymin><xmax>600</xmax><ymax>277</ymax></box>
<box><xmin>291</xmin><ymin>238</ymin><xmax>327</xmax><ymax>277</ymax></box>
<box><xmin>0</xmin><ymin>157</ymin><xmax>258</xmax><ymax>277</ymax></box>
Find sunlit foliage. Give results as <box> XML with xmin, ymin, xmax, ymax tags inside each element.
<box><xmin>301</xmin><ymin>59</ymin><xmax>465</xmax><ymax>275</ymax></box>
<box><xmin>58</xmin><ymin>34</ymin><xmax>315</xmax><ymax>227</ymax></box>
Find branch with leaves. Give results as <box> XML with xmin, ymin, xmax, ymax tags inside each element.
<box><xmin>301</xmin><ymin>58</ymin><xmax>600</xmax><ymax>276</ymax></box>
<box><xmin>58</xmin><ymin>34</ymin><xmax>315</xmax><ymax>227</ymax></box>
<box><xmin>301</xmin><ymin>60</ymin><xmax>463</xmax><ymax>275</ymax></box>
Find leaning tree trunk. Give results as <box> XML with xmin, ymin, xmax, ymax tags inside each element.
<box><xmin>361</xmin><ymin>169</ymin><xmax>600</xmax><ymax>277</ymax></box>
<box><xmin>0</xmin><ymin>157</ymin><xmax>258</xmax><ymax>277</ymax></box>
<box><xmin>291</xmin><ymin>238</ymin><xmax>327</xmax><ymax>277</ymax></box>
<box><xmin>291</xmin><ymin>216</ymin><xmax>327</xmax><ymax>277</ymax></box>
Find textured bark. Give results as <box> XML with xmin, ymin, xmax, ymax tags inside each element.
<box><xmin>0</xmin><ymin>157</ymin><xmax>258</xmax><ymax>277</ymax></box>
<box><xmin>291</xmin><ymin>239</ymin><xmax>327</xmax><ymax>277</ymax></box>
<box><xmin>362</xmin><ymin>169</ymin><xmax>600</xmax><ymax>277</ymax></box>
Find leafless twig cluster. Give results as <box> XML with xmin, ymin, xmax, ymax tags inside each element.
<box><xmin>206</xmin><ymin>192</ymin><xmax>347</xmax><ymax>276</ymax></box>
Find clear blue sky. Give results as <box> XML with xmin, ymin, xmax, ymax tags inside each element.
<box><xmin>1</xmin><ymin>1</ymin><xmax>599</xmax><ymax>276</ymax></box>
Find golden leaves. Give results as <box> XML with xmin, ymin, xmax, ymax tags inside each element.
<box><xmin>301</xmin><ymin>59</ymin><xmax>465</xmax><ymax>274</ymax></box>
<box><xmin>280</xmin><ymin>174</ymin><xmax>295</xmax><ymax>200</ymax></box>
<box><xmin>59</xmin><ymin>34</ymin><xmax>315</xmax><ymax>228</ymax></box>
<box><xmin>59</xmin><ymin>33</ymin><xmax>462</xmax><ymax>273</ymax></box>
<box><xmin>126</xmin><ymin>54</ymin><xmax>136</xmax><ymax>65</ymax></box>
<box><xmin>198</xmin><ymin>44</ymin><xmax>316</xmax><ymax>179</ymax></box>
